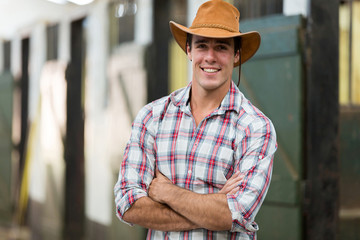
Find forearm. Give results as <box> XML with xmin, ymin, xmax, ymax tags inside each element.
<box><xmin>162</xmin><ymin>186</ymin><xmax>233</xmax><ymax>231</ymax></box>
<box><xmin>123</xmin><ymin>196</ymin><xmax>199</xmax><ymax>232</ymax></box>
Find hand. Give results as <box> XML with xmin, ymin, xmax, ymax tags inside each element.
<box><xmin>148</xmin><ymin>169</ymin><xmax>175</xmax><ymax>203</ymax></box>
<box><xmin>219</xmin><ymin>171</ymin><xmax>244</xmax><ymax>195</ymax></box>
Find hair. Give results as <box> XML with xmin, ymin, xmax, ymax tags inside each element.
<box><xmin>186</xmin><ymin>33</ymin><xmax>241</xmax><ymax>56</ymax></box>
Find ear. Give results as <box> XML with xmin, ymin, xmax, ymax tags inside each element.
<box><xmin>186</xmin><ymin>44</ymin><xmax>192</xmax><ymax>61</ymax></box>
<box><xmin>234</xmin><ymin>50</ymin><xmax>240</xmax><ymax>64</ymax></box>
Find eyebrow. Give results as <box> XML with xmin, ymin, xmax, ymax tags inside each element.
<box><xmin>194</xmin><ymin>38</ymin><xmax>232</xmax><ymax>46</ymax></box>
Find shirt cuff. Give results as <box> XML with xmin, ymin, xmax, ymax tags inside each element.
<box><xmin>116</xmin><ymin>188</ymin><xmax>148</xmax><ymax>226</ymax></box>
<box><xmin>227</xmin><ymin>194</ymin><xmax>259</xmax><ymax>233</ymax></box>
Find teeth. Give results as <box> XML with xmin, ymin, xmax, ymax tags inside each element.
<box><xmin>203</xmin><ymin>68</ymin><xmax>219</xmax><ymax>73</ymax></box>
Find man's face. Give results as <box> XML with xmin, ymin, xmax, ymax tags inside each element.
<box><xmin>187</xmin><ymin>35</ymin><xmax>239</xmax><ymax>93</ymax></box>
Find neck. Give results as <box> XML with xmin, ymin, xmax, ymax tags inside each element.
<box><xmin>190</xmin><ymin>90</ymin><xmax>222</xmax><ymax>112</ymax></box>
<box><xmin>189</xmin><ymin>81</ymin><xmax>231</xmax><ymax>126</ymax></box>
<box><xmin>191</xmin><ymin>80</ymin><xmax>230</xmax><ymax>106</ymax></box>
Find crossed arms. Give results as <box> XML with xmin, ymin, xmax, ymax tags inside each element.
<box><xmin>114</xmin><ymin>103</ymin><xmax>277</xmax><ymax>233</ymax></box>
<box><xmin>122</xmin><ymin>170</ymin><xmax>243</xmax><ymax>232</ymax></box>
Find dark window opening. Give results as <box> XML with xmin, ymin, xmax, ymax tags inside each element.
<box><xmin>47</xmin><ymin>24</ymin><xmax>59</xmax><ymax>61</ymax></box>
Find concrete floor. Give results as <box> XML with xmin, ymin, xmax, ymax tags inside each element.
<box><xmin>0</xmin><ymin>225</ymin><xmax>30</xmax><ymax>240</ymax></box>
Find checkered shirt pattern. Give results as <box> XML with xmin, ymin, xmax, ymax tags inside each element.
<box><xmin>114</xmin><ymin>81</ymin><xmax>277</xmax><ymax>240</ymax></box>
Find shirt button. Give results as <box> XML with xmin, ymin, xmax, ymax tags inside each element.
<box><xmin>188</xmin><ymin>170</ymin><xmax>192</xmax><ymax>174</ymax></box>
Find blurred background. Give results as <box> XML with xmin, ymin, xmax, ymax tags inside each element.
<box><xmin>0</xmin><ymin>0</ymin><xmax>359</xmax><ymax>239</ymax></box>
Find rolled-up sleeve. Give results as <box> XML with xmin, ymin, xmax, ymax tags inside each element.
<box><xmin>227</xmin><ymin>117</ymin><xmax>277</xmax><ymax>233</ymax></box>
<box><xmin>114</xmin><ymin>104</ymin><xmax>156</xmax><ymax>224</ymax></box>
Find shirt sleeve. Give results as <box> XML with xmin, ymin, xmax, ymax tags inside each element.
<box><xmin>113</xmin><ymin>104</ymin><xmax>157</xmax><ymax>225</ymax></box>
<box><xmin>227</xmin><ymin>117</ymin><xmax>277</xmax><ymax>233</ymax></box>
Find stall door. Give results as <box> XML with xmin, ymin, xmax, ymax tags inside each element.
<box><xmin>0</xmin><ymin>71</ymin><xmax>14</xmax><ymax>224</ymax></box>
<box><xmin>238</xmin><ymin>14</ymin><xmax>304</xmax><ymax>240</ymax></box>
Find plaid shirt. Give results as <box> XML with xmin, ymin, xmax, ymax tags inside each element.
<box><xmin>114</xmin><ymin>82</ymin><xmax>277</xmax><ymax>240</ymax></box>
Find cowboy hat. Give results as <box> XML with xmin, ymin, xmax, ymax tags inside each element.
<box><xmin>169</xmin><ymin>0</ymin><xmax>260</xmax><ymax>67</ymax></box>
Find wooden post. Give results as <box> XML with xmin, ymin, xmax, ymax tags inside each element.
<box><xmin>64</xmin><ymin>18</ymin><xmax>85</xmax><ymax>240</ymax></box>
<box><xmin>304</xmin><ymin>0</ymin><xmax>340</xmax><ymax>239</ymax></box>
<box><xmin>19</xmin><ymin>38</ymin><xmax>30</xmax><ymax>180</ymax></box>
<box><xmin>147</xmin><ymin>0</ymin><xmax>171</xmax><ymax>102</ymax></box>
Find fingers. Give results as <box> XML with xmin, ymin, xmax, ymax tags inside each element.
<box><xmin>226</xmin><ymin>171</ymin><xmax>242</xmax><ymax>184</ymax></box>
<box><xmin>219</xmin><ymin>171</ymin><xmax>244</xmax><ymax>194</ymax></box>
<box><xmin>225</xmin><ymin>172</ymin><xmax>243</xmax><ymax>187</ymax></box>
<box><xmin>229</xmin><ymin>186</ymin><xmax>240</xmax><ymax>195</ymax></box>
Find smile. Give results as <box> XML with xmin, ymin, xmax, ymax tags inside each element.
<box><xmin>202</xmin><ymin>68</ymin><xmax>220</xmax><ymax>73</ymax></box>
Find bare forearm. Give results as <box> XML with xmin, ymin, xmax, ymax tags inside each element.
<box><xmin>122</xmin><ymin>196</ymin><xmax>199</xmax><ymax>232</ymax></box>
<box><xmin>148</xmin><ymin>170</ymin><xmax>242</xmax><ymax>231</ymax></box>
<box><xmin>162</xmin><ymin>186</ymin><xmax>233</xmax><ymax>231</ymax></box>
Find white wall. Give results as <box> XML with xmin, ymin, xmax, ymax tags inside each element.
<box><xmin>28</xmin><ymin>22</ymin><xmax>47</xmax><ymax>204</ymax></box>
<box><xmin>58</xmin><ymin>19</ymin><xmax>71</xmax><ymax>64</ymax></box>
<box><xmin>10</xmin><ymin>37</ymin><xmax>21</xmax><ymax>80</ymax></box>
<box><xmin>0</xmin><ymin>0</ymin><xmax>81</xmax><ymax>39</ymax></box>
<box><xmin>283</xmin><ymin>0</ymin><xmax>309</xmax><ymax>17</ymax></box>
<box><xmin>135</xmin><ymin>0</ymin><xmax>153</xmax><ymax>45</ymax></box>
<box><xmin>84</xmin><ymin>0</ymin><xmax>113</xmax><ymax>226</ymax></box>
<box><xmin>29</xmin><ymin>23</ymin><xmax>47</xmax><ymax>122</ymax></box>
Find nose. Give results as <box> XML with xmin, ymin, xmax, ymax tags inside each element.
<box><xmin>205</xmin><ymin>48</ymin><xmax>216</xmax><ymax>63</ymax></box>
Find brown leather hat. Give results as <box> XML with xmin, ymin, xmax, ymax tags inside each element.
<box><xmin>169</xmin><ymin>0</ymin><xmax>261</xmax><ymax>66</ymax></box>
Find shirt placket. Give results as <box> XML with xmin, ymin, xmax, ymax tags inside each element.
<box><xmin>184</xmin><ymin>126</ymin><xmax>199</xmax><ymax>190</ymax></box>
<box><xmin>184</xmin><ymin>111</ymin><xmax>213</xmax><ymax>190</ymax></box>
<box><xmin>180</xmin><ymin>105</ymin><xmax>196</xmax><ymax>190</ymax></box>
<box><xmin>185</xmin><ymin>109</ymin><xmax>229</xmax><ymax>190</ymax></box>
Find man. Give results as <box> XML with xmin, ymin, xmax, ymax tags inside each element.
<box><xmin>114</xmin><ymin>0</ymin><xmax>277</xmax><ymax>239</ymax></box>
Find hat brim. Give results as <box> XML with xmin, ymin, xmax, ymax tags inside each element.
<box><xmin>169</xmin><ymin>21</ymin><xmax>260</xmax><ymax>67</ymax></box>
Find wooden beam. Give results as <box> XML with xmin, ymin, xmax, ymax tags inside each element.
<box><xmin>147</xmin><ymin>0</ymin><xmax>171</xmax><ymax>102</ymax></box>
<box><xmin>304</xmin><ymin>0</ymin><xmax>340</xmax><ymax>239</ymax></box>
<box><xmin>64</xmin><ymin>18</ymin><xmax>85</xmax><ymax>240</ymax></box>
<box><xmin>19</xmin><ymin>38</ymin><xmax>30</xmax><ymax>179</ymax></box>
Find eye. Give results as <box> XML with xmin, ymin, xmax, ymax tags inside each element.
<box><xmin>217</xmin><ymin>45</ymin><xmax>228</xmax><ymax>51</ymax></box>
<box><xmin>196</xmin><ymin>44</ymin><xmax>207</xmax><ymax>49</ymax></box>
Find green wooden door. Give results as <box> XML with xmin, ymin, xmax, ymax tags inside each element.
<box><xmin>0</xmin><ymin>71</ymin><xmax>14</xmax><ymax>224</ymax></box>
<box><xmin>237</xmin><ymin>15</ymin><xmax>304</xmax><ymax>239</ymax></box>
<box><xmin>339</xmin><ymin>108</ymin><xmax>360</xmax><ymax>239</ymax></box>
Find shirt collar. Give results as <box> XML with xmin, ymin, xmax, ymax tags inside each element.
<box><xmin>170</xmin><ymin>81</ymin><xmax>242</xmax><ymax>114</ymax></box>
<box><xmin>218</xmin><ymin>81</ymin><xmax>242</xmax><ymax>114</ymax></box>
<box><xmin>169</xmin><ymin>82</ymin><xmax>192</xmax><ymax>108</ymax></box>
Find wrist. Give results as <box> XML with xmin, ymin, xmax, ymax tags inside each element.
<box><xmin>160</xmin><ymin>183</ymin><xmax>181</xmax><ymax>203</ymax></box>
<box><xmin>162</xmin><ymin>185</ymin><xmax>195</xmax><ymax>211</ymax></box>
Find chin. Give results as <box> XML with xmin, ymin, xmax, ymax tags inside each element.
<box><xmin>200</xmin><ymin>79</ymin><xmax>229</xmax><ymax>90</ymax></box>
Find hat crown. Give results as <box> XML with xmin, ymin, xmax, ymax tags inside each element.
<box><xmin>190</xmin><ymin>0</ymin><xmax>240</xmax><ymax>33</ymax></box>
